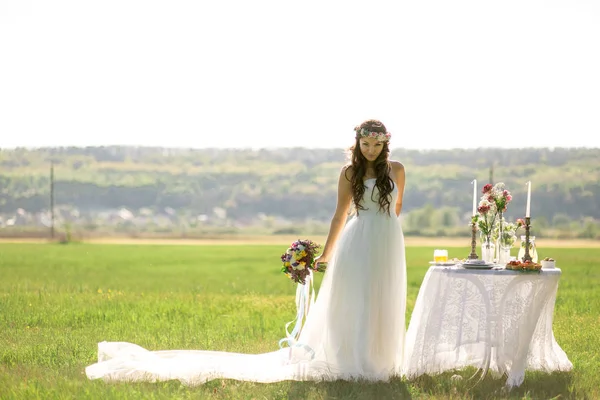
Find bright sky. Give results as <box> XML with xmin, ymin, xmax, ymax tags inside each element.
<box><xmin>1</xmin><ymin>0</ymin><xmax>599</xmax><ymax>150</ymax></box>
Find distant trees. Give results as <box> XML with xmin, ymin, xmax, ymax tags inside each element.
<box><xmin>0</xmin><ymin>146</ymin><xmax>599</xmax><ymax>239</ymax></box>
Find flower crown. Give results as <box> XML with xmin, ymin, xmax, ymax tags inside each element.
<box><xmin>355</xmin><ymin>127</ymin><xmax>391</xmax><ymax>142</ymax></box>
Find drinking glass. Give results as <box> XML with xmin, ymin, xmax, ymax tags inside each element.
<box><xmin>433</xmin><ymin>249</ymin><xmax>448</xmax><ymax>263</ymax></box>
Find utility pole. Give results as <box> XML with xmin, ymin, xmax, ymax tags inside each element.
<box><xmin>489</xmin><ymin>163</ymin><xmax>494</xmax><ymax>185</ymax></box>
<box><xmin>50</xmin><ymin>161</ymin><xmax>55</xmax><ymax>239</ymax></box>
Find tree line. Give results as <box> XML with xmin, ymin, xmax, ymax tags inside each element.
<box><xmin>0</xmin><ymin>146</ymin><xmax>598</xmax><ymax>238</ymax></box>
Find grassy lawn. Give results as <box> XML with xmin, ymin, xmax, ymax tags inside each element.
<box><xmin>0</xmin><ymin>242</ymin><xmax>598</xmax><ymax>399</ymax></box>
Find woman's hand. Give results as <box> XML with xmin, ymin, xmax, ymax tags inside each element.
<box><xmin>313</xmin><ymin>254</ymin><xmax>330</xmax><ymax>272</ymax></box>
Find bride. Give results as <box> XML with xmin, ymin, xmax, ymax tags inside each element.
<box><xmin>86</xmin><ymin>119</ymin><xmax>408</xmax><ymax>385</ymax></box>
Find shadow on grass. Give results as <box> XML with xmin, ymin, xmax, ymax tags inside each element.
<box><xmin>408</xmin><ymin>368</ymin><xmax>574</xmax><ymax>400</ymax></box>
<box><xmin>81</xmin><ymin>368</ymin><xmax>575</xmax><ymax>400</ymax></box>
<box><xmin>286</xmin><ymin>376</ymin><xmax>412</xmax><ymax>400</ymax></box>
<box><xmin>510</xmin><ymin>370</ymin><xmax>576</xmax><ymax>399</ymax></box>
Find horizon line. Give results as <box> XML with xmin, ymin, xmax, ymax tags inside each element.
<box><xmin>1</xmin><ymin>144</ymin><xmax>599</xmax><ymax>152</ymax></box>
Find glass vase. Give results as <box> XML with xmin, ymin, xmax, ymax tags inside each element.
<box><xmin>497</xmin><ymin>211</ymin><xmax>504</xmax><ymax>261</ymax></box>
<box><xmin>498</xmin><ymin>244</ymin><xmax>512</xmax><ymax>265</ymax></box>
<box><xmin>481</xmin><ymin>240</ymin><xmax>496</xmax><ymax>264</ymax></box>
<box><xmin>517</xmin><ymin>235</ymin><xmax>538</xmax><ymax>262</ymax></box>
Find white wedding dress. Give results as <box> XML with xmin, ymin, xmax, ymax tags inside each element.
<box><xmin>86</xmin><ymin>179</ymin><xmax>407</xmax><ymax>385</ymax></box>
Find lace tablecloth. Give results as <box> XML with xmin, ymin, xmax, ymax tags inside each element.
<box><xmin>403</xmin><ymin>266</ymin><xmax>573</xmax><ymax>387</ymax></box>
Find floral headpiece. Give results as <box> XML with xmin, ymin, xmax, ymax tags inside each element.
<box><xmin>355</xmin><ymin>127</ymin><xmax>391</xmax><ymax>142</ymax></box>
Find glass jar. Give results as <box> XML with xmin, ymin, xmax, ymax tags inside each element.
<box><xmin>498</xmin><ymin>245</ymin><xmax>512</xmax><ymax>265</ymax></box>
<box><xmin>481</xmin><ymin>240</ymin><xmax>496</xmax><ymax>264</ymax></box>
<box><xmin>517</xmin><ymin>235</ymin><xmax>538</xmax><ymax>262</ymax></box>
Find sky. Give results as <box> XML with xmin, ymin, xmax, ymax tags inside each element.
<box><xmin>1</xmin><ymin>0</ymin><xmax>599</xmax><ymax>150</ymax></box>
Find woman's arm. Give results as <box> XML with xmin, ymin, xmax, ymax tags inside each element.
<box><xmin>314</xmin><ymin>166</ymin><xmax>353</xmax><ymax>266</ymax></box>
<box><xmin>392</xmin><ymin>161</ymin><xmax>406</xmax><ymax>217</ymax></box>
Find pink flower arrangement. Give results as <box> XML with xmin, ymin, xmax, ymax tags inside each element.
<box><xmin>473</xmin><ymin>182</ymin><xmax>514</xmax><ymax>244</ymax></box>
<box><xmin>482</xmin><ymin>182</ymin><xmax>513</xmax><ymax>213</ymax></box>
<box><xmin>480</xmin><ymin>182</ymin><xmax>512</xmax><ymax>213</ymax></box>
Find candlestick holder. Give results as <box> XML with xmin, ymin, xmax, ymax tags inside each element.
<box><xmin>468</xmin><ymin>221</ymin><xmax>479</xmax><ymax>260</ymax></box>
<box><xmin>522</xmin><ymin>217</ymin><xmax>532</xmax><ymax>262</ymax></box>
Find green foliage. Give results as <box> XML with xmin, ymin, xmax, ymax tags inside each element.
<box><xmin>0</xmin><ymin>243</ymin><xmax>598</xmax><ymax>399</ymax></box>
<box><xmin>1</xmin><ymin>147</ymin><xmax>600</xmax><ymax>239</ymax></box>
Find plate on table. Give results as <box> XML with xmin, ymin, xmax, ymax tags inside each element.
<box><xmin>429</xmin><ymin>261</ymin><xmax>456</xmax><ymax>266</ymax></box>
<box><xmin>460</xmin><ymin>261</ymin><xmax>495</xmax><ymax>269</ymax></box>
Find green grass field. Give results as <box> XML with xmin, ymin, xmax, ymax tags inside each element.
<box><xmin>0</xmin><ymin>243</ymin><xmax>598</xmax><ymax>399</ymax></box>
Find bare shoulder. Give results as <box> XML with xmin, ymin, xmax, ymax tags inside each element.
<box><xmin>340</xmin><ymin>164</ymin><xmax>353</xmax><ymax>182</ymax></box>
<box><xmin>389</xmin><ymin>160</ymin><xmax>405</xmax><ymax>174</ymax></box>
<box><xmin>389</xmin><ymin>160</ymin><xmax>405</xmax><ymax>187</ymax></box>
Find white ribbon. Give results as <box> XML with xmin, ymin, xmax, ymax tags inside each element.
<box><xmin>278</xmin><ymin>270</ymin><xmax>316</xmax><ymax>352</ymax></box>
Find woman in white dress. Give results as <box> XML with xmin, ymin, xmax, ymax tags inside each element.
<box><xmin>86</xmin><ymin>119</ymin><xmax>407</xmax><ymax>385</ymax></box>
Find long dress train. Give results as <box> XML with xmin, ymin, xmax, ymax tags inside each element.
<box><xmin>85</xmin><ymin>179</ymin><xmax>407</xmax><ymax>385</ymax></box>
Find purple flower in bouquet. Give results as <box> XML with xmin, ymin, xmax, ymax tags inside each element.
<box><xmin>280</xmin><ymin>239</ymin><xmax>324</xmax><ymax>285</ymax></box>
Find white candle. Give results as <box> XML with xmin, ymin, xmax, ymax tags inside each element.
<box><xmin>472</xmin><ymin>179</ymin><xmax>477</xmax><ymax>216</ymax></box>
<box><xmin>525</xmin><ymin>181</ymin><xmax>532</xmax><ymax>218</ymax></box>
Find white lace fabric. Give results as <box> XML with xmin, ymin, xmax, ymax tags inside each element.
<box><xmin>402</xmin><ymin>267</ymin><xmax>573</xmax><ymax>387</ymax></box>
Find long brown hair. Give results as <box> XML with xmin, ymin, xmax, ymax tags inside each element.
<box><xmin>344</xmin><ymin>119</ymin><xmax>395</xmax><ymax>215</ymax></box>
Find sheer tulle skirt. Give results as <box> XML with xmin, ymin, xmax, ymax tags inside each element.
<box><xmin>86</xmin><ymin>211</ymin><xmax>407</xmax><ymax>385</ymax></box>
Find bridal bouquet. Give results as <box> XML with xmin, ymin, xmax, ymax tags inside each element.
<box><xmin>279</xmin><ymin>239</ymin><xmax>325</xmax><ymax>349</ymax></box>
<box><xmin>280</xmin><ymin>239</ymin><xmax>325</xmax><ymax>285</ymax></box>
